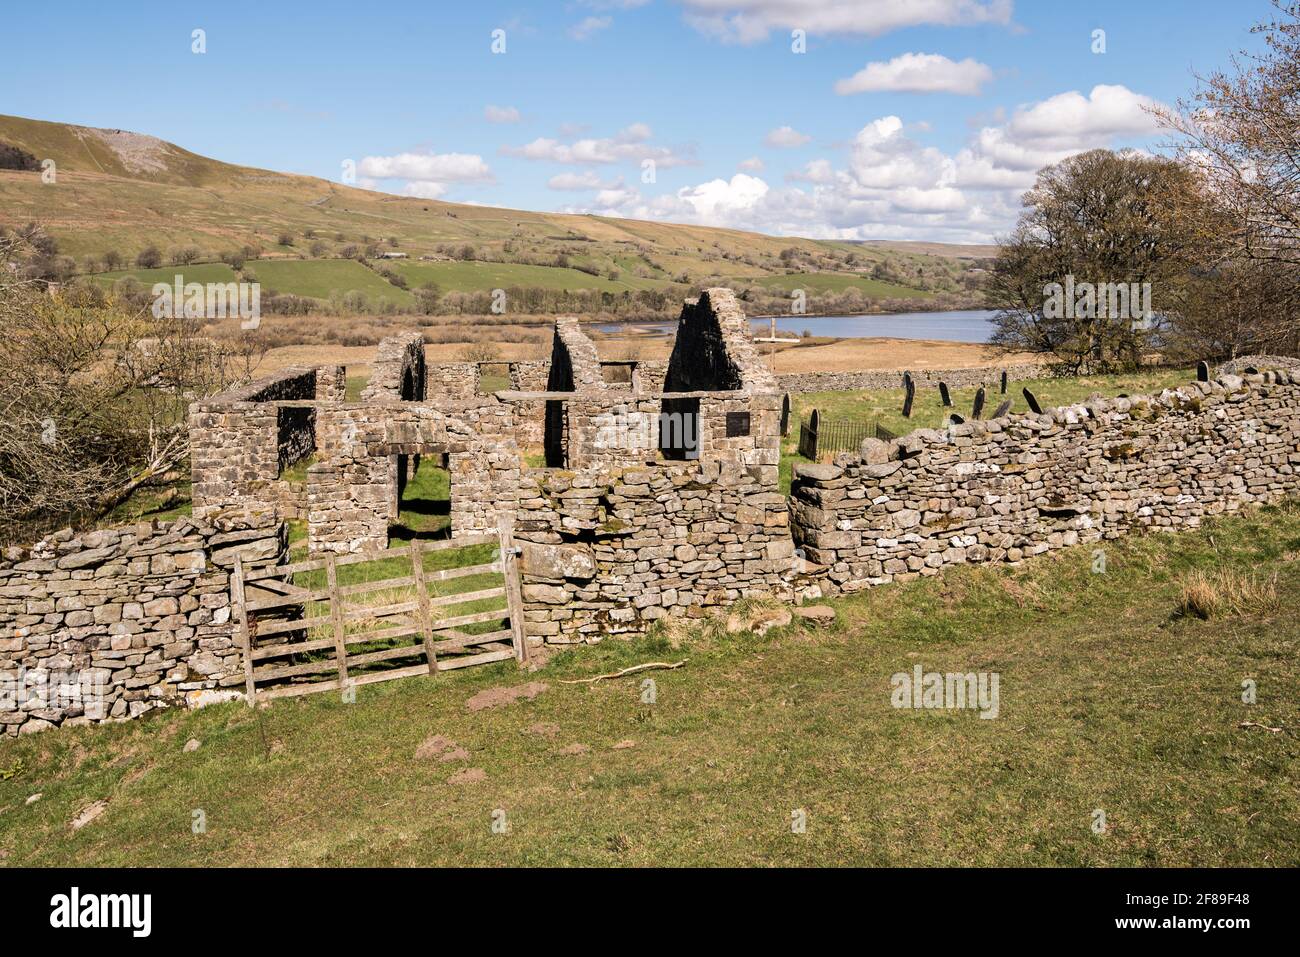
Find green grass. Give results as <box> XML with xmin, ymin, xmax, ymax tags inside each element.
<box><xmin>392</xmin><ymin>260</ymin><xmax>667</xmax><ymax>294</ymax></box>
<box><xmin>94</xmin><ymin>263</ymin><xmax>239</xmax><ymax>288</ymax></box>
<box><xmin>345</xmin><ymin>375</ymin><xmax>368</xmax><ymax>401</ymax></box>
<box><xmin>738</xmin><ymin>272</ymin><xmax>931</xmax><ymax>299</ymax></box>
<box><xmin>102</xmin><ymin>480</ymin><xmax>193</xmax><ymax>525</ymax></box>
<box><xmin>3</xmin><ymin>500</ymin><xmax>1296</xmax><ymax>866</ymax></box>
<box><xmin>393</xmin><ymin>459</ymin><xmax>452</xmax><ymax>540</ymax></box>
<box><xmin>279</xmin><ymin>454</ymin><xmax>315</xmax><ymax>484</ymax></box>
<box><xmin>779</xmin><ymin>368</ymin><xmax>1197</xmax><ymax>489</ymax></box>
<box><xmin>246</xmin><ymin>259</ymin><xmax>414</xmax><ymax>306</ymax></box>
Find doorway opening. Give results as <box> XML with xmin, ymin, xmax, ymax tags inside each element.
<box><xmin>391</xmin><ymin>452</ymin><xmax>451</xmax><ymax>542</ymax></box>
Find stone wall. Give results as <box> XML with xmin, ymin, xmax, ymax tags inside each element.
<box><xmin>306</xmin><ymin>401</ymin><xmax>521</xmax><ymax>553</ymax></box>
<box><xmin>426</xmin><ymin>361</ymin><xmax>480</xmax><ymax>398</ymax></box>
<box><xmin>508</xmin><ymin>360</ymin><xmax>550</xmax><ymax>449</ymax></box>
<box><xmin>515</xmin><ymin>461</ymin><xmax>796</xmax><ymax>644</ymax></box>
<box><xmin>789</xmin><ymin>370</ymin><xmax>1300</xmax><ymax>594</ymax></box>
<box><xmin>361</xmin><ymin>332</ymin><xmax>426</xmax><ymax>402</ymax></box>
<box><xmin>665</xmin><ymin>288</ymin><xmax>778</xmax><ymax>393</ymax></box>
<box><xmin>634</xmin><ymin>359</ymin><xmax>668</xmax><ymax>393</ymax></box>
<box><xmin>189</xmin><ymin>366</ymin><xmax>341</xmax><ymax>518</ymax></box>
<box><xmin>0</xmin><ymin>510</ymin><xmax>284</xmax><ymax>735</ymax></box>
<box><xmin>775</xmin><ymin>364</ymin><xmax>1050</xmax><ymax>394</ymax></box>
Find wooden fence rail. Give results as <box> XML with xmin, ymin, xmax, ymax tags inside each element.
<box><xmin>232</xmin><ymin>520</ymin><xmax>527</xmax><ymax>705</ymax></box>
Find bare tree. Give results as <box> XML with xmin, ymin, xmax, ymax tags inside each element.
<box><xmin>1154</xmin><ymin>0</ymin><xmax>1300</xmax><ymax>357</ymax></box>
<box><xmin>0</xmin><ymin>232</ymin><xmax>265</xmax><ymax>542</ymax></box>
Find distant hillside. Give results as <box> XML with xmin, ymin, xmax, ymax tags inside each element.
<box><xmin>0</xmin><ymin>113</ymin><xmax>990</xmax><ymax>306</ymax></box>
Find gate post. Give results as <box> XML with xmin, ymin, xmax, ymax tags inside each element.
<box><xmin>497</xmin><ymin>513</ymin><xmax>529</xmax><ymax>666</ymax></box>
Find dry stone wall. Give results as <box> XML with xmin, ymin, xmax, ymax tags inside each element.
<box><xmin>0</xmin><ymin>510</ymin><xmax>283</xmax><ymax>735</ymax></box>
<box><xmin>790</xmin><ymin>370</ymin><xmax>1300</xmax><ymax>593</ymax></box>
<box><xmin>189</xmin><ymin>365</ymin><xmax>343</xmax><ymax>518</ymax></box>
<box><xmin>515</xmin><ymin>461</ymin><xmax>796</xmax><ymax>644</ymax></box>
<box><xmin>361</xmin><ymin>332</ymin><xmax>426</xmax><ymax>402</ymax></box>
<box><xmin>306</xmin><ymin>401</ymin><xmax>521</xmax><ymax>553</ymax></box>
<box><xmin>776</xmin><ymin>364</ymin><xmax>1049</xmax><ymax>394</ymax></box>
<box><xmin>665</xmin><ymin>288</ymin><xmax>777</xmax><ymax>393</ymax></box>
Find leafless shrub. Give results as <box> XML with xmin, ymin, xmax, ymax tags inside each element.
<box><xmin>0</xmin><ymin>232</ymin><xmax>265</xmax><ymax>542</ymax></box>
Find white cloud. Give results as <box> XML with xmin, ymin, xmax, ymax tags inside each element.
<box><xmin>788</xmin><ymin>158</ymin><xmax>835</xmax><ymax>184</ymax></box>
<box><xmin>402</xmin><ymin>181</ymin><xmax>448</xmax><ymax>199</ymax></box>
<box><xmin>764</xmin><ymin>125</ymin><xmax>811</xmax><ymax>148</ymax></box>
<box><xmin>1004</xmin><ymin>83</ymin><xmax>1160</xmax><ymax>144</ymax></box>
<box><xmin>738</xmin><ymin>156</ymin><xmax>765</xmax><ymax>172</ymax></box>
<box><xmin>548</xmin><ymin>170</ymin><xmax>613</xmax><ymax>190</ymax></box>
<box><xmin>570</xmin><ymin>15</ymin><xmax>613</xmax><ymax>39</ymax></box>
<box><xmin>835</xmin><ymin>52</ymin><xmax>993</xmax><ymax>96</ymax></box>
<box><xmin>594</xmin><ymin>184</ymin><xmax>642</xmax><ymax>207</ymax></box>
<box><xmin>680</xmin><ymin>0</ymin><xmax>1013</xmax><ymax>44</ymax></box>
<box><xmin>560</xmin><ymin>84</ymin><xmax>1167</xmax><ymax>244</ymax></box>
<box><xmin>358</xmin><ymin>152</ymin><xmax>493</xmax><ymax>182</ymax></box>
<box><xmin>675</xmin><ymin>173</ymin><xmax>771</xmax><ymax>220</ymax></box>
<box><xmin>954</xmin><ymin>84</ymin><xmax>1162</xmax><ymax>182</ymax></box>
<box><xmin>505</xmin><ymin>124</ymin><xmax>693</xmax><ymax>167</ymax></box>
<box><xmin>357</xmin><ymin>150</ymin><xmax>494</xmax><ymax>200</ymax></box>
<box><xmin>484</xmin><ymin>104</ymin><xmax>522</xmax><ymax>123</ymax></box>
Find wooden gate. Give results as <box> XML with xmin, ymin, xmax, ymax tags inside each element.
<box><xmin>231</xmin><ymin>516</ymin><xmax>528</xmax><ymax>704</ymax></box>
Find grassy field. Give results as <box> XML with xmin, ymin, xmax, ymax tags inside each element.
<box><xmin>1</xmin><ymin>499</ymin><xmax>1295</xmax><ymax>866</ymax></box>
<box><xmin>392</xmin><ymin>260</ymin><xmax>667</xmax><ymax>294</ymax></box>
<box><xmin>94</xmin><ymin>262</ymin><xmax>240</xmax><ymax>288</ymax></box>
<box><xmin>776</xmin><ymin>368</ymin><xmax>1196</xmax><ymax>493</ymax></box>
<box><xmin>247</xmin><ymin>259</ymin><xmax>414</xmax><ymax>306</ymax></box>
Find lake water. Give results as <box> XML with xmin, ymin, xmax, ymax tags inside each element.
<box><xmin>751</xmin><ymin>309</ymin><xmax>996</xmax><ymax>343</ymax></box>
<box><xmin>599</xmin><ymin>309</ymin><xmax>997</xmax><ymax>343</ymax></box>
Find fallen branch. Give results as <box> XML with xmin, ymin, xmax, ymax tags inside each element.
<box><xmin>559</xmin><ymin>660</ymin><xmax>687</xmax><ymax>684</ymax></box>
<box><xmin>1239</xmin><ymin>720</ymin><xmax>1287</xmax><ymax>734</ymax></box>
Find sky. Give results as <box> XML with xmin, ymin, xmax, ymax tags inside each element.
<box><xmin>0</xmin><ymin>0</ymin><xmax>1274</xmax><ymax>243</ymax></box>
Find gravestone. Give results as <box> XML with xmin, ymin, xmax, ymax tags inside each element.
<box><xmin>1197</xmin><ymin>360</ymin><xmax>1210</xmax><ymax>383</ymax></box>
<box><xmin>902</xmin><ymin>377</ymin><xmax>915</xmax><ymax>418</ymax></box>
<box><xmin>992</xmin><ymin>399</ymin><xmax>1012</xmax><ymax>419</ymax></box>
<box><xmin>971</xmin><ymin>386</ymin><xmax>986</xmax><ymax>420</ymax></box>
<box><xmin>1000</xmin><ymin>370</ymin><xmax>1008</xmax><ymax>394</ymax></box>
<box><xmin>939</xmin><ymin>382</ymin><xmax>952</xmax><ymax>407</ymax></box>
<box><xmin>1023</xmin><ymin>387</ymin><xmax>1043</xmax><ymax>415</ymax></box>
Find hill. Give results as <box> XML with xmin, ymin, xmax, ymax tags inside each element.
<box><xmin>0</xmin><ymin>113</ymin><xmax>988</xmax><ymax>304</ymax></box>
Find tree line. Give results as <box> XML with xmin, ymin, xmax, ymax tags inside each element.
<box><xmin>986</xmin><ymin>2</ymin><xmax>1300</xmax><ymax>372</ymax></box>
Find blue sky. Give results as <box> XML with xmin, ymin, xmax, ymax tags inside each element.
<box><xmin>0</xmin><ymin>0</ymin><xmax>1272</xmax><ymax>242</ymax></box>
